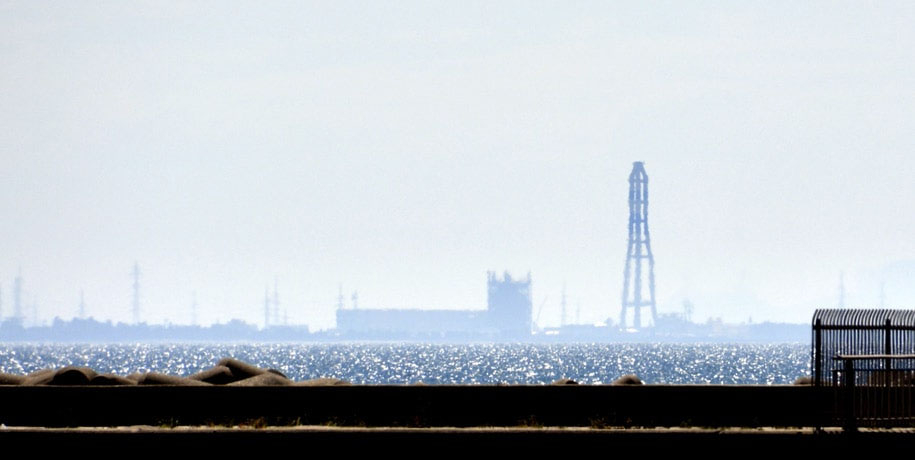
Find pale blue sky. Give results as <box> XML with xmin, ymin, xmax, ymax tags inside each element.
<box><xmin>1</xmin><ymin>2</ymin><xmax>914</xmax><ymax>329</ymax></box>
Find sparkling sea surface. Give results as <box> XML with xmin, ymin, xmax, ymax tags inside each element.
<box><xmin>0</xmin><ymin>343</ymin><xmax>809</xmax><ymax>385</ymax></box>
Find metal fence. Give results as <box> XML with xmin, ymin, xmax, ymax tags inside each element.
<box><xmin>832</xmin><ymin>355</ymin><xmax>915</xmax><ymax>430</ymax></box>
<box><xmin>812</xmin><ymin>309</ymin><xmax>915</xmax><ymax>387</ymax></box>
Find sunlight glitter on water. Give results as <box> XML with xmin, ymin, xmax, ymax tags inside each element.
<box><xmin>0</xmin><ymin>343</ymin><xmax>809</xmax><ymax>384</ymax></box>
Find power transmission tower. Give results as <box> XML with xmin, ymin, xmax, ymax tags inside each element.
<box><xmin>620</xmin><ymin>161</ymin><xmax>657</xmax><ymax>331</ymax></box>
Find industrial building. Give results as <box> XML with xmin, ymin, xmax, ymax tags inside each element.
<box><xmin>335</xmin><ymin>271</ymin><xmax>532</xmax><ymax>340</ymax></box>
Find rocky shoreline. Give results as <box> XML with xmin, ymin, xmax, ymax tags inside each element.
<box><xmin>0</xmin><ymin>357</ymin><xmax>350</xmax><ymax>387</ymax></box>
<box><xmin>0</xmin><ymin>357</ymin><xmax>651</xmax><ymax>387</ymax></box>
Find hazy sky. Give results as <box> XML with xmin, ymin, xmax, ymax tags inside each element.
<box><xmin>1</xmin><ymin>2</ymin><xmax>914</xmax><ymax>330</ymax></box>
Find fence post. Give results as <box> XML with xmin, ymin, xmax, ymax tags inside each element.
<box><xmin>815</xmin><ymin>319</ymin><xmax>822</xmax><ymax>386</ymax></box>
<box><xmin>844</xmin><ymin>357</ymin><xmax>857</xmax><ymax>433</ymax></box>
<box><xmin>885</xmin><ymin>318</ymin><xmax>892</xmax><ymax>373</ymax></box>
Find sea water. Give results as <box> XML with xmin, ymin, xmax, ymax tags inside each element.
<box><xmin>0</xmin><ymin>343</ymin><xmax>809</xmax><ymax>385</ymax></box>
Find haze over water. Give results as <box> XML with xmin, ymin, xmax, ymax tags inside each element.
<box><xmin>0</xmin><ymin>343</ymin><xmax>808</xmax><ymax>385</ymax></box>
<box><xmin>2</xmin><ymin>3</ymin><xmax>913</xmax><ymax>331</ymax></box>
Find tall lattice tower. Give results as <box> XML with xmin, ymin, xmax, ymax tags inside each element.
<box><xmin>620</xmin><ymin>161</ymin><xmax>657</xmax><ymax>331</ymax></box>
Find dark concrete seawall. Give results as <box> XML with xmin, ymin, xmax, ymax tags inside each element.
<box><xmin>5</xmin><ymin>385</ymin><xmax>915</xmax><ymax>452</ymax></box>
<box><xmin>4</xmin><ymin>427</ymin><xmax>914</xmax><ymax>454</ymax></box>
<box><xmin>1</xmin><ymin>384</ymin><xmax>832</xmax><ymax>428</ymax></box>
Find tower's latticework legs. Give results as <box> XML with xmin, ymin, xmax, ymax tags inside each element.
<box><xmin>620</xmin><ymin>162</ymin><xmax>657</xmax><ymax>331</ymax></box>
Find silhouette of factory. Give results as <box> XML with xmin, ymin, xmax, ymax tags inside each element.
<box><xmin>335</xmin><ymin>271</ymin><xmax>532</xmax><ymax>340</ymax></box>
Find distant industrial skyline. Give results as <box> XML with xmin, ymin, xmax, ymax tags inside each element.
<box><xmin>2</xmin><ymin>232</ymin><xmax>912</xmax><ymax>331</ymax></box>
<box><xmin>2</xmin><ymin>3</ymin><xmax>914</xmax><ymax>330</ymax></box>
